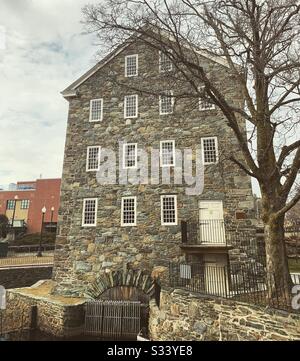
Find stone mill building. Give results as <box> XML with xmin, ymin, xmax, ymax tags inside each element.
<box><xmin>52</xmin><ymin>31</ymin><xmax>258</xmax><ymax>298</ymax></box>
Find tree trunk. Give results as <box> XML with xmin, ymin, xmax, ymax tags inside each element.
<box><xmin>264</xmin><ymin>214</ymin><xmax>292</xmax><ymax>303</ymax></box>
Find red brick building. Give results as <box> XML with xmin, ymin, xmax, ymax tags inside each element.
<box><xmin>0</xmin><ymin>178</ymin><xmax>61</xmax><ymax>234</ymax></box>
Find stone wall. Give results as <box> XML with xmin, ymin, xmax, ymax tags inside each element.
<box><xmin>4</xmin><ymin>281</ymin><xmax>86</xmax><ymax>337</ymax></box>
<box><xmin>149</xmin><ymin>288</ymin><xmax>300</xmax><ymax>341</ymax></box>
<box><xmin>53</xmin><ymin>37</ymin><xmax>256</xmax><ymax>296</ymax></box>
<box><xmin>0</xmin><ymin>266</ymin><xmax>52</xmax><ymax>289</ymax></box>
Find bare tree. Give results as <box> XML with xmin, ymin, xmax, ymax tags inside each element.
<box><xmin>82</xmin><ymin>0</ymin><xmax>300</xmax><ymax>293</ymax></box>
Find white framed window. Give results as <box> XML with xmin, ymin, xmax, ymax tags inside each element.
<box><xmin>20</xmin><ymin>200</ymin><xmax>30</xmax><ymax>209</ymax></box>
<box><xmin>121</xmin><ymin>196</ymin><xmax>137</xmax><ymax>226</ymax></box>
<box><xmin>160</xmin><ymin>140</ymin><xmax>175</xmax><ymax>167</ymax></box>
<box><xmin>123</xmin><ymin>143</ymin><xmax>137</xmax><ymax>169</ymax></box>
<box><xmin>161</xmin><ymin>195</ymin><xmax>177</xmax><ymax>225</ymax></box>
<box><xmin>86</xmin><ymin>146</ymin><xmax>101</xmax><ymax>172</ymax></box>
<box><xmin>159</xmin><ymin>50</ymin><xmax>173</xmax><ymax>72</ymax></box>
<box><xmin>199</xmin><ymin>86</ymin><xmax>215</xmax><ymax>111</ymax></box>
<box><xmin>201</xmin><ymin>137</ymin><xmax>218</xmax><ymax>164</ymax></box>
<box><xmin>82</xmin><ymin>198</ymin><xmax>98</xmax><ymax>227</ymax></box>
<box><xmin>159</xmin><ymin>90</ymin><xmax>174</xmax><ymax>115</ymax></box>
<box><xmin>89</xmin><ymin>99</ymin><xmax>103</xmax><ymax>122</ymax></box>
<box><xmin>125</xmin><ymin>54</ymin><xmax>138</xmax><ymax>77</ymax></box>
<box><xmin>6</xmin><ymin>200</ymin><xmax>15</xmax><ymax>210</ymax></box>
<box><xmin>124</xmin><ymin>95</ymin><xmax>138</xmax><ymax>118</ymax></box>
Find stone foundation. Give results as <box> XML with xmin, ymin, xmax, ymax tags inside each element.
<box><xmin>149</xmin><ymin>287</ymin><xmax>300</xmax><ymax>341</ymax></box>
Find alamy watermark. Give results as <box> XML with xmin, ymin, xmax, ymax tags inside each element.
<box><xmin>96</xmin><ymin>143</ymin><xmax>205</xmax><ymax>195</ymax></box>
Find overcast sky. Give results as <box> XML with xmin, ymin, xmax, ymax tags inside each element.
<box><xmin>0</xmin><ymin>0</ymin><xmax>100</xmax><ymax>188</ymax></box>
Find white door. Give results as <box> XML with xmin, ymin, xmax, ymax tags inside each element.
<box><xmin>199</xmin><ymin>201</ymin><xmax>225</xmax><ymax>244</ymax></box>
<box><xmin>203</xmin><ymin>254</ymin><xmax>229</xmax><ymax>296</ymax></box>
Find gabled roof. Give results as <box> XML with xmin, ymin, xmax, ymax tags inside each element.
<box><xmin>61</xmin><ymin>27</ymin><xmax>230</xmax><ymax>99</ymax></box>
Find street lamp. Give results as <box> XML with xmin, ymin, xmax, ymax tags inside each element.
<box><xmin>37</xmin><ymin>206</ymin><xmax>46</xmax><ymax>257</ymax></box>
<box><xmin>11</xmin><ymin>195</ymin><xmax>18</xmax><ymax>228</ymax></box>
<box><xmin>50</xmin><ymin>206</ymin><xmax>54</xmax><ymax>232</ymax></box>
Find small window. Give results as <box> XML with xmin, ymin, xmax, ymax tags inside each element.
<box><xmin>86</xmin><ymin>146</ymin><xmax>101</xmax><ymax>172</ymax></box>
<box><xmin>159</xmin><ymin>91</ymin><xmax>174</xmax><ymax>115</ymax></box>
<box><xmin>20</xmin><ymin>200</ymin><xmax>30</xmax><ymax>209</ymax></box>
<box><xmin>82</xmin><ymin>198</ymin><xmax>98</xmax><ymax>227</ymax></box>
<box><xmin>123</xmin><ymin>143</ymin><xmax>137</xmax><ymax>169</ymax></box>
<box><xmin>199</xmin><ymin>86</ymin><xmax>215</xmax><ymax>111</ymax></box>
<box><xmin>201</xmin><ymin>137</ymin><xmax>218</xmax><ymax>164</ymax></box>
<box><xmin>161</xmin><ymin>195</ymin><xmax>177</xmax><ymax>225</ymax></box>
<box><xmin>6</xmin><ymin>200</ymin><xmax>15</xmax><ymax>210</ymax></box>
<box><xmin>125</xmin><ymin>54</ymin><xmax>138</xmax><ymax>77</ymax></box>
<box><xmin>89</xmin><ymin>99</ymin><xmax>103</xmax><ymax>122</ymax></box>
<box><xmin>160</xmin><ymin>140</ymin><xmax>175</xmax><ymax>167</ymax></box>
<box><xmin>159</xmin><ymin>50</ymin><xmax>173</xmax><ymax>72</ymax></box>
<box><xmin>124</xmin><ymin>95</ymin><xmax>138</xmax><ymax>118</ymax></box>
<box><xmin>121</xmin><ymin>196</ymin><xmax>136</xmax><ymax>226</ymax></box>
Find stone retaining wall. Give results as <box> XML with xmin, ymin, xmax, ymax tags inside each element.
<box><xmin>149</xmin><ymin>288</ymin><xmax>300</xmax><ymax>341</ymax></box>
<box><xmin>4</xmin><ymin>281</ymin><xmax>86</xmax><ymax>337</ymax></box>
<box><xmin>0</xmin><ymin>266</ymin><xmax>52</xmax><ymax>289</ymax></box>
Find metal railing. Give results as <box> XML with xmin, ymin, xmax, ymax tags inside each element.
<box><xmin>7</xmin><ymin>244</ymin><xmax>58</xmax><ymax>255</ymax></box>
<box><xmin>0</xmin><ymin>255</ymin><xmax>54</xmax><ymax>268</ymax></box>
<box><xmin>181</xmin><ymin>219</ymin><xmax>229</xmax><ymax>245</ymax></box>
<box><xmin>169</xmin><ymin>262</ymin><xmax>299</xmax><ymax>313</ymax></box>
<box><xmin>291</xmin><ymin>273</ymin><xmax>300</xmax><ymax>285</ymax></box>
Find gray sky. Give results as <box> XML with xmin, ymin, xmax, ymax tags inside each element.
<box><xmin>0</xmin><ymin>0</ymin><xmax>259</xmax><ymax>194</ymax></box>
<box><xmin>0</xmin><ymin>0</ymin><xmax>99</xmax><ymax>187</ymax></box>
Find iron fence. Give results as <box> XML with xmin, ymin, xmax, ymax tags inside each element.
<box><xmin>0</xmin><ymin>255</ymin><xmax>54</xmax><ymax>268</ymax></box>
<box><xmin>169</xmin><ymin>262</ymin><xmax>298</xmax><ymax>313</ymax></box>
<box><xmin>7</xmin><ymin>244</ymin><xmax>58</xmax><ymax>256</ymax></box>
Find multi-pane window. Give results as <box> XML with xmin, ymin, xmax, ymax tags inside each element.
<box><xmin>159</xmin><ymin>91</ymin><xmax>174</xmax><ymax>115</ymax></box>
<box><xmin>199</xmin><ymin>86</ymin><xmax>215</xmax><ymax>111</ymax></box>
<box><xmin>121</xmin><ymin>196</ymin><xmax>136</xmax><ymax>226</ymax></box>
<box><xmin>201</xmin><ymin>137</ymin><xmax>218</xmax><ymax>164</ymax></box>
<box><xmin>86</xmin><ymin>146</ymin><xmax>101</xmax><ymax>171</ymax></box>
<box><xmin>82</xmin><ymin>198</ymin><xmax>97</xmax><ymax>226</ymax></box>
<box><xmin>125</xmin><ymin>54</ymin><xmax>138</xmax><ymax>77</ymax></box>
<box><xmin>161</xmin><ymin>195</ymin><xmax>177</xmax><ymax>225</ymax></box>
<box><xmin>6</xmin><ymin>200</ymin><xmax>15</xmax><ymax>210</ymax></box>
<box><xmin>123</xmin><ymin>143</ymin><xmax>137</xmax><ymax>169</ymax></box>
<box><xmin>124</xmin><ymin>95</ymin><xmax>138</xmax><ymax>118</ymax></box>
<box><xmin>20</xmin><ymin>200</ymin><xmax>30</xmax><ymax>209</ymax></box>
<box><xmin>89</xmin><ymin>99</ymin><xmax>103</xmax><ymax>122</ymax></box>
<box><xmin>160</xmin><ymin>140</ymin><xmax>175</xmax><ymax>167</ymax></box>
<box><xmin>159</xmin><ymin>50</ymin><xmax>173</xmax><ymax>72</ymax></box>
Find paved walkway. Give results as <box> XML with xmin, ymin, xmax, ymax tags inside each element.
<box><xmin>0</xmin><ymin>255</ymin><xmax>54</xmax><ymax>268</ymax></box>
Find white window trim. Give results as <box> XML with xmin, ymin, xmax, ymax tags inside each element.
<box><xmin>159</xmin><ymin>90</ymin><xmax>174</xmax><ymax>115</ymax></box>
<box><xmin>125</xmin><ymin>54</ymin><xmax>138</xmax><ymax>77</ymax></box>
<box><xmin>199</xmin><ymin>86</ymin><xmax>215</xmax><ymax>111</ymax></box>
<box><xmin>160</xmin><ymin>140</ymin><xmax>175</xmax><ymax>167</ymax></box>
<box><xmin>124</xmin><ymin>94</ymin><xmax>138</xmax><ymax>119</ymax></box>
<box><xmin>86</xmin><ymin>146</ymin><xmax>101</xmax><ymax>172</ymax></box>
<box><xmin>89</xmin><ymin>98</ymin><xmax>103</xmax><ymax>122</ymax></box>
<box><xmin>82</xmin><ymin>198</ymin><xmax>98</xmax><ymax>227</ymax></box>
<box><xmin>121</xmin><ymin>196</ymin><xmax>137</xmax><ymax>227</ymax></box>
<box><xmin>201</xmin><ymin>136</ymin><xmax>219</xmax><ymax>165</ymax></box>
<box><xmin>122</xmin><ymin>143</ymin><xmax>138</xmax><ymax>169</ymax></box>
<box><xmin>159</xmin><ymin>50</ymin><xmax>173</xmax><ymax>73</ymax></box>
<box><xmin>161</xmin><ymin>195</ymin><xmax>178</xmax><ymax>226</ymax></box>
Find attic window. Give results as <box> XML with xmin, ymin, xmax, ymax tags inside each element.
<box><xmin>199</xmin><ymin>86</ymin><xmax>215</xmax><ymax>111</ymax></box>
<box><xmin>89</xmin><ymin>99</ymin><xmax>103</xmax><ymax>122</ymax></box>
<box><xmin>159</xmin><ymin>50</ymin><xmax>173</xmax><ymax>72</ymax></box>
<box><xmin>125</xmin><ymin>54</ymin><xmax>138</xmax><ymax>77</ymax></box>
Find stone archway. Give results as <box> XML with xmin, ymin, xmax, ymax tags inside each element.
<box><xmin>84</xmin><ymin>268</ymin><xmax>156</xmax><ymax>300</ymax></box>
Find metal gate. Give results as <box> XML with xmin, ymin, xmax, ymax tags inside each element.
<box><xmin>84</xmin><ymin>300</ymin><xmax>141</xmax><ymax>339</ymax></box>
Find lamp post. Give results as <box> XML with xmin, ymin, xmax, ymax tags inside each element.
<box><xmin>37</xmin><ymin>206</ymin><xmax>46</xmax><ymax>257</ymax></box>
<box><xmin>50</xmin><ymin>206</ymin><xmax>54</xmax><ymax>233</ymax></box>
<box><xmin>11</xmin><ymin>195</ymin><xmax>18</xmax><ymax>228</ymax></box>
